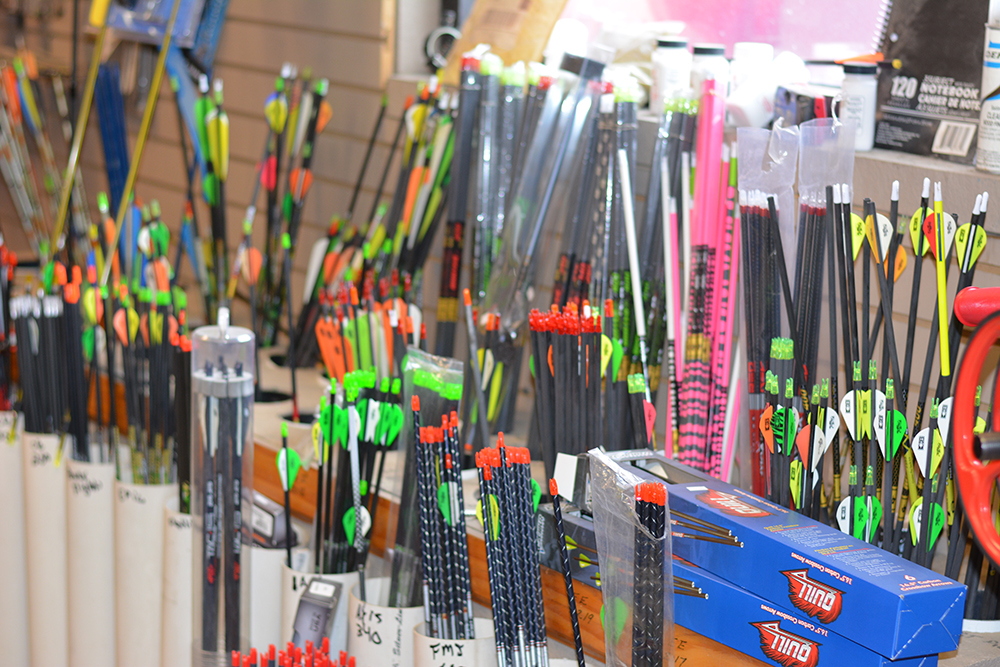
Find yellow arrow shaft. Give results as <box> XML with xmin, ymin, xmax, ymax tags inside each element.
<box><xmin>934</xmin><ymin>209</ymin><xmax>950</xmax><ymax>376</ymax></box>
<box><xmin>51</xmin><ymin>23</ymin><xmax>109</xmax><ymax>252</ymax></box>
<box><xmin>100</xmin><ymin>0</ymin><xmax>183</xmax><ymax>288</ymax></box>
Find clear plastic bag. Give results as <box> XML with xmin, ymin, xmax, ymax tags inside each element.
<box><xmin>386</xmin><ymin>347</ymin><xmax>463</xmax><ymax>608</ymax></box>
<box><xmin>736</xmin><ymin>123</ymin><xmax>799</xmax><ymax>496</ymax></box>
<box><xmin>589</xmin><ymin>448</ymin><xmax>675</xmax><ymax>667</ymax></box>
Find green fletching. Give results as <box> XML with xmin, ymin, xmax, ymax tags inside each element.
<box><xmin>530</xmin><ymin>478</ymin><xmax>542</xmax><ymax>513</ymax></box>
<box><xmin>385</xmin><ymin>405</ymin><xmax>403</xmax><ymax>445</ymax></box>
<box><xmin>611</xmin><ymin>339</ymin><xmax>624</xmax><ymax>379</ymax></box>
<box><xmin>202</xmin><ymin>173</ymin><xmax>218</xmax><ymax>205</ymax></box>
<box><xmin>437</xmin><ymin>483</ymin><xmax>454</xmax><ymax>525</ymax></box>
<box><xmin>343</xmin><ymin>507</ymin><xmax>358</xmax><ymax>545</ymax></box>
<box><xmin>42</xmin><ymin>261</ymin><xmax>54</xmax><ymax>293</ymax></box>
<box><xmin>82</xmin><ymin>328</ymin><xmax>95</xmax><ymax>363</ymax></box>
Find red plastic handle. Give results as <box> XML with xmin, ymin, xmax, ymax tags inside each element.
<box><xmin>953</xmin><ymin>310</ymin><xmax>1000</xmax><ymax>568</ymax></box>
<box><xmin>954</xmin><ymin>286</ymin><xmax>1000</xmax><ymax>328</ymax></box>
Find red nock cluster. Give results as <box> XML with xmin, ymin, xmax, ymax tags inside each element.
<box><xmin>528</xmin><ymin>307</ymin><xmax>601</xmax><ymax>334</ymax></box>
<box><xmin>636</xmin><ymin>481</ymin><xmax>666</xmax><ymax>506</ymax></box>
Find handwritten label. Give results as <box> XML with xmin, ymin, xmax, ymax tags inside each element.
<box><xmin>68</xmin><ymin>469</ymin><xmax>104</xmax><ymax>497</ymax></box>
<box><xmin>355</xmin><ymin>604</ymin><xmax>383</xmax><ymax>645</ymax></box>
<box><xmin>168</xmin><ymin>516</ymin><xmax>192</xmax><ymax>530</ymax></box>
<box><xmin>117</xmin><ymin>486</ymin><xmax>147</xmax><ymax>505</ymax></box>
<box><xmin>29</xmin><ymin>438</ymin><xmax>52</xmax><ymax>467</ymax></box>
<box><xmin>425</xmin><ymin>640</ymin><xmax>466</xmax><ymax>667</ymax></box>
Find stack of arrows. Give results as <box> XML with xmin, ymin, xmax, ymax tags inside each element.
<box><xmin>307</xmin><ymin>368</ymin><xmax>404</xmax><ymax>579</ymax></box>
<box><xmin>749</xmin><ymin>175</ymin><xmax>998</xmax><ymax>597</ymax></box>
<box><xmin>411</xmin><ymin>395</ymin><xmax>474</xmax><ymax>639</ymax></box>
<box><xmin>476</xmin><ymin>434</ymin><xmax>547</xmax><ymax>667</ymax></box>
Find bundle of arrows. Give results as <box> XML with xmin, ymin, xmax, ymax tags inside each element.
<box><xmin>265</xmin><ymin>73</ymin><xmax>450</xmax><ymax>380</ymax></box>
<box><xmin>0</xmin><ymin>54</ymin><xmax>92</xmax><ymax>264</ymax></box>
<box><xmin>475</xmin><ymin>434</ymin><xmax>547</xmax><ymax>667</ymax></box>
<box><xmin>292</xmin><ymin>369</ymin><xmax>405</xmax><ymax>586</ymax></box>
<box><xmin>388</xmin><ymin>364</ymin><xmax>463</xmax><ymax>608</ymax></box>
<box><xmin>746</xmin><ymin>177</ymin><xmax>1000</xmax><ymax>617</ymax></box>
<box><xmin>528</xmin><ymin>301</ymin><xmax>655</xmax><ymax>480</ymax></box>
<box><xmin>411</xmin><ymin>395</ymin><xmax>474</xmax><ymax>639</ymax></box>
<box><xmin>8</xmin><ymin>239</ymin><xmax>190</xmax><ymax>480</ymax></box>
<box><xmin>448</xmin><ymin>48</ymin><xmax>741</xmax><ymax>478</ymax></box>
<box><xmin>228</xmin><ymin>640</ymin><xmax>355</xmax><ymax>667</ymax></box>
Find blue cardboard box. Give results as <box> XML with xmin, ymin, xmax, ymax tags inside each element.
<box><xmin>665</xmin><ymin>477</ymin><xmax>965</xmax><ymax>659</ymax></box>
<box><xmin>672</xmin><ymin>555</ymin><xmax>939</xmax><ymax>667</ymax></box>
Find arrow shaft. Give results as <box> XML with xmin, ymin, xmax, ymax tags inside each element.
<box><xmin>100</xmin><ymin>0</ymin><xmax>182</xmax><ymax>288</ymax></box>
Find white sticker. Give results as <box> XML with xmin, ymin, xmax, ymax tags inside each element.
<box><xmin>309</xmin><ymin>580</ymin><xmax>338</xmax><ymax>599</ymax></box>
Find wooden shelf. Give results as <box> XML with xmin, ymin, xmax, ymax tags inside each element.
<box><xmin>251</xmin><ymin>440</ymin><xmax>765</xmax><ymax>666</ymax></box>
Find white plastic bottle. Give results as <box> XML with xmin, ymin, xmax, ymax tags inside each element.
<box><xmin>691</xmin><ymin>44</ymin><xmax>729</xmax><ymax>97</ymax></box>
<box><xmin>840</xmin><ymin>62</ymin><xmax>878</xmax><ymax>151</ymax></box>
<box><xmin>651</xmin><ymin>37</ymin><xmax>692</xmax><ymax>111</ymax></box>
<box><xmin>730</xmin><ymin>42</ymin><xmax>773</xmax><ymax>91</ymax></box>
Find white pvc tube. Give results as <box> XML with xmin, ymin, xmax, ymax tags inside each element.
<box><xmin>347</xmin><ymin>577</ymin><xmax>423</xmax><ymax>667</ymax></box>
<box><xmin>250</xmin><ymin>545</ymin><xmax>286</xmax><ymax>650</ymax></box>
<box><xmin>66</xmin><ymin>458</ymin><xmax>117</xmax><ymax>667</ymax></box>
<box><xmin>280</xmin><ymin>562</ymin><xmax>358</xmax><ymax>654</ymax></box>
<box><xmin>0</xmin><ymin>412</ymin><xmax>28</xmax><ymax>667</ymax></box>
<box><xmin>161</xmin><ymin>498</ymin><xmax>193</xmax><ymax>667</ymax></box>
<box><xmin>412</xmin><ymin>618</ymin><xmax>497</xmax><ymax>667</ymax></box>
<box><xmin>114</xmin><ymin>481</ymin><xmax>177</xmax><ymax>667</ymax></box>
<box><xmin>23</xmin><ymin>431</ymin><xmax>69</xmax><ymax>667</ymax></box>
